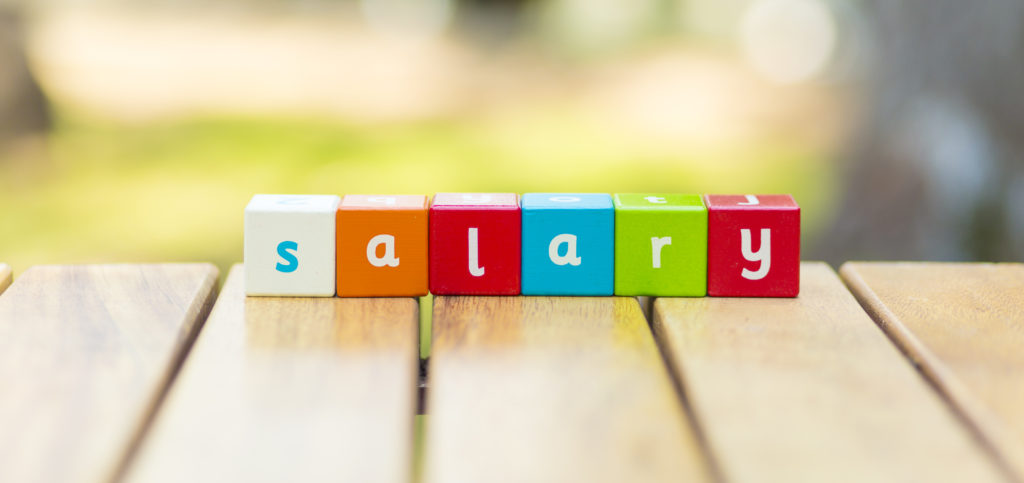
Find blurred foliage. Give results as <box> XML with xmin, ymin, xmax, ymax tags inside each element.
<box><xmin>1</xmin><ymin>108</ymin><xmax>836</xmax><ymax>284</ymax></box>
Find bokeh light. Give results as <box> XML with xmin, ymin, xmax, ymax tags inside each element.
<box><xmin>739</xmin><ymin>0</ymin><xmax>838</xmax><ymax>84</ymax></box>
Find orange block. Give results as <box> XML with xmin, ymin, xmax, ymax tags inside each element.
<box><xmin>336</xmin><ymin>195</ymin><xmax>429</xmax><ymax>296</ymax></box>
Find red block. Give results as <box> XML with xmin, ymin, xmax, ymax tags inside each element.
<box><xmin>705</xmin><ymin>194</ymin><xmax>800</xmax><ymax>297</ymax></box>
<box><xmin>429</xmin><ymin>193</ymin><xmax>521</xmax><ymax>295</ymax></box>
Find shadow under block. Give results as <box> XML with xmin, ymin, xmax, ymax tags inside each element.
<box><xmin>245</xmin><ymin>194</ymin><xmax>340</xmax><ymax>297</ymax></box>
<box><xmin>652</xmin><ymin>262</ymin><xmax>1005</xmax><ymax>483</ymax></box>
<box><xmin>125</xmin><ymin>264</ymin><xmax>419</xmax><ymax>483</ymax></box>
<box><xmin>0</xmin><ymin>264</ymin><xmax>218</xmax><ymax>483</ymax></box>
<box><xmin>705</xmin><ymin>194</ymin><xmax>800</xmax><ymax>297</ymax></box>
<box><xmin>424</xmin><ymin>296</ymin><xmax>710</xmax><ymax>483</ymax></box>
<box><xmin>520</xmin><ymin>193</ymin><xmax>614</xmax><ymax>296</ymax></box>
<box><xmin>336</xmin><ymin>194</ymin><xmax>428</xmax><ymax>296</ymax></box>
<box><xmin>841</xmin><ymin>262</ymin><xmax>1024</xmax><ymax>481</ymax></box>
<box><xmin>0</xmin><ymin>263</ymin><xmax>10</xmax><ymax>293</ymax></box>
<box><xmin>613</xmin><ymin>194</ymin><xmax>707</xmax><ymax>296</ymax></box>
<box><xmin>429</xmin><ymin>193</ymin><xmax>521</xmax><ymax>295</ymax></box>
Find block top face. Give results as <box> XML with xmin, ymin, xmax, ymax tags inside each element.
<box><xmin>521</xmin><ymin>193</ymin><xmax>613</xmax><ymax>210</ymax></box>
<box><xmin>704</xmin><ymin>194</ymin><xmax>799</xmax><ymax>211</ymax></box>
<box><xmin>340</xmin><ymin>194</ymin><xmax>427</xmax><ymax>210</ymax></box>
<box><xmin>432</xmin><ymin>193</ymin><xmax>519</xmax><ymax>209</ymax></box>
<box><xmin>613</xmin><ymin>193</ymin><xmax>706</xmax><ymax>211</ymax></box>
<box><xmin>246</xmin><ymin>194</ymin><xmax>340</xmax><ymax>213</ymax></box>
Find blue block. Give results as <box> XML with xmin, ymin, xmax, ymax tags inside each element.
<box><xmin>521</xmin><ymin>193</ymin><xmax>614</xmax><ymax>295</ymax></box>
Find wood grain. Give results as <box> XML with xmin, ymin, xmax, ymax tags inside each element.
<box><xmin>653</xmin><ymin>262</ymin><xmax>1006</xmax><ymax>483</ymax></box>
<box><xmin>0</xmin><ymin>264</ymin><xmax>218</xmax><ymax>483</ymax></box>
<box><xmin>424</xmin><ymin>296</ymin><xmax>710</xmax><ymax>483</ymax></box>
<box><xmin>0</xmin><ymin>263</ymin><xmax>10</xmax><ymax>294</ymax></box>
<box><xmin>125</xmin><ymin>264</ymin><xmax>419</xmax><ymax>483</ymax></box>
<box><xmin>841</xmin><ymin>262</ymin><xmax>1024</xmax><ymax>480</ymax></box>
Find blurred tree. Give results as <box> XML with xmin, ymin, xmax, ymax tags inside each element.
<box><xmin>0</xmin><ymin>5</ymin><xmax>50</xmax><ymax>153</ymax></box>
<box><xmin>456</xmin><ymin>0</ymin><xmax>533</xmax><ymax>44</ymax></box>
<box><xmin>817</xmin><ymin>0</ymin><xmax>1024</xmax><ymax>263</ymax></box>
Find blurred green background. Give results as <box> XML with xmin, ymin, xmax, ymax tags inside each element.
<box><xmin>2</xmin><ymin>0</ymin><xmax>1022</xmax><ymax>282</ymax></box>
<box><xmin>1</xmin><ymin>111</ymin><xmax>833</xmax><ymax>275</ymax></box>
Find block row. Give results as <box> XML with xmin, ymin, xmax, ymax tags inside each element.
<box><xmin>244</xmin><ymin>193</ymin><xmax>800</xmax><ymax>297</ymax></box>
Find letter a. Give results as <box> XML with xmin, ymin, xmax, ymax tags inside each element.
<box><xmin>366</xmin><ymin>234</ymin><xmax>400</xmax><ymax>267</ymax></box>
<box><xmin>741</xmin><ymin>228</ymin><xmax>771</xmax><ymax>280</ymax></box>
<box><xmin>548</xmin><ymin>234</ymin><xmax>582</xmax><ymax>266</ymax></box>
<box><xmin>468</xmin><ymin>228</ymin><xmax>485</xmax><ymax>277</ymax></box>
<box><xmin>651</xmin><ymin>237</ymin><xmax>672</xmax><ymax>268</ymax></box>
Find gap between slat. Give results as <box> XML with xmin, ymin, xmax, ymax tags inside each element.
<box><xmin>648</xmin><ymin>297</ymin><xmax>727</xmax><ymax>483</ymax></box>
<box><xmin>840</xmin><ymin>263</ymin><xmax>1023</xmax><ymax>483</ymax></box>
<box><xmin>110</xmin><ymin>267</ymin><xmax>220</xmax><ymax>483</ymax></box>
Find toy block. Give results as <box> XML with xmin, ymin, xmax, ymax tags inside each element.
<box><xmin>705</xmin><ymin>194</ymin><xmax>800</xmax><ymax>297</ymax></box>
<box><xmin>336</xmin><ymin>195</ymin><xmax>429</xmax><ymax>297</ymax></box>
<box><xmin>429</xmin><ymin>193</ymin><xmax>521</xmax><ymax>295</ymax></box>
<box><xmin>244</xmin><ymin>194</ymin><xmax>340</xmax><ymax>296</ymax></box>
<box><xmin>613</xmin><ymin>194</ymin><xmax>707</xmax><ymax>296</ymax></box>
<box><xmin>520</xmin><ymin>193</ymin><xmax>614</xmax><ymax>295</ymax></box>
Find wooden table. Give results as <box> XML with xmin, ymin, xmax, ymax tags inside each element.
<box><xmin>0</xmin><ymin>262</ymin><xmax>1020</xmax><ymax>483</ymax></box>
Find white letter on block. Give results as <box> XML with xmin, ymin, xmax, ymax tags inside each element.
<box><xmin>468</xmin><ymin>228</ymin><xmax>485</xmax><ymax>277</ymax></box>
<box><xmin>367</xmin><ymin>234</ymin><xmax>400</xmax><ymax>267</ymax></box>
<box><xmin>738</xmin><ymin>195</ymin><xmax>760</xmax><ymax>206</ymax></box>
<box><xmin>644</xmin><ymin>196</ymin><xmax>667</xmax><ymax>204</ymax></box>
<box><xmin>651</xmin><ymin>237</ymin><xmax>672</xmax><ymax>268</ymax></box>
<box><xmin>741</xmin><ymin>228</ymin><xmax>771</xmax><ymax>280</ymax></box>
<box><xmin>367</xmin><ymin>196</ymin><xmax>396</xmax><ymax>206</ymax></box>
<box><xmin>548</xmin><ymin>234</ymin><xmax>582</xmax><ymax>266</ymax></box>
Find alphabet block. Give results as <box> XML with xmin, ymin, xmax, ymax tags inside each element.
<box><xmin>521</xmin><ymin>193</ymin><xmax>614</xmax><ymax>295</ymax></box>
<box><xmin>336</xmin><ymin>195</ymin><xmax>428</xmax><ymax>296</ymax></box>
<box><xmin>429</xmin><ymin>193</ymin><xmax>521</xmax><ymax>295</ymax></box>
<box><xmin>613</xmin><ymin>194</ymin><xmax>707</xmax><ymax>296</ymax></box>
<box><xmin>244</xmin><ymin>194</ymin><xmax>340</xmax><ymax>296</ymax></box>
<box><xmin>705</xmin><ymin>194</ymin><xmax>800</xmax><ymax>297</ymax></box>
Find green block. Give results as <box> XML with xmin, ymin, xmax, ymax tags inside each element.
<box><xmin>613</xmin><ymin>193</ymin><xmax>707</xmax><ymax>296</ymax></box>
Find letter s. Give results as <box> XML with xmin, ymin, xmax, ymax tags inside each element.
<box><xmin>275</xmin><ymin>241</ymin><xmax>299</xmax><ymax>273</ymax></box>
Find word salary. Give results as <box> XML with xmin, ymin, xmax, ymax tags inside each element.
<box><xmin>243</xmin><ymin>192</ymin><xmax>800</xmax><ymax>298</ymax></box>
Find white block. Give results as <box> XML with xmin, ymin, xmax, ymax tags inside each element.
<box><xmin>244</xmin><ymin>194</ymin><xmax>340</xmax><ymax>296</ymax></box>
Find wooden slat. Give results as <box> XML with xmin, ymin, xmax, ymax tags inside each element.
<box><xmin>125</xmin><ymin>264</ymin><xmax>419</xmax><ymax>483</ymax></box>
<box><xmin>0</xmin><ymin>263</ymin><xmax>10</xmax><ymax>294</ymax></box>
<box><xmin>424</xmin><ymin>296</ymin><xmax>710</xmax><ymax>483</ymax></box>
<box><xmin>0</xmin><ymin>264</ymin><xmax>218</xmax><ymax>483</ymax></box>
<box><xmin>653</xmin><ymin>262</ymin><xmax>1006</xmax><ymax>483</ymax></box>
<box><xmin>841</xmin><ymin>262</ymin><xmax>1024</xmax><ymax>480</ymax></box>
